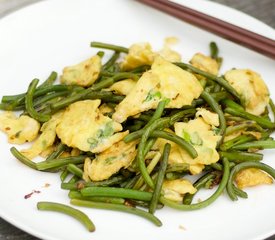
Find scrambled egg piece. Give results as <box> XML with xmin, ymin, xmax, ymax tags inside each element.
<box><xmin>145</xmin><ymin>151</ymin><xmax>161</xmax><ymax>160</ymax></box>
<box><xmin>39</xmin><ymin>145</ymin><xmax>55</xmax><ymax>158</ymax></box>
<box><xmin>0</xmin><ymin>112</ymin><xmax>40</xmax><ymax>144</ymax></box>
<box><xmin>20</xmin><ymin>113</ymin><xmax>62</xmax><ymax>159</ymax></box>
<box><xmin>224</xmin><ymin>69</ymin><xmax>269</xmax><ymax>115</ymax></box>
<box><xmin>59</xmin><ymin>151</ymin><xmax>71</xmax><ymax>158</ymax></box>
<box><xmin>83</xmin><ymin>157</ymin><xmax>92</xmax><ymax>182</ymax></box>
<box><xmin>120</xmin><ymin>41</ymin><xmax>181</xmax><ymax>71</ymax></box>
<box><xmin>99</xmin><ymin>103</ymin><xmax>114</xmax><ymax>116</ymax></box>
<box><xmin>174</xmin><ymin>118</ymin><xmax>221</xmax><ymax>174</ymax></box>
<box><xmin>152</xmin><ymin>128</ymin><xmax>204</xmax><ymax>174</ymax></box>
<box><xmin>120</xmin><ymin>43</ymin><xmax>155</xmax><ymax>71</ymax></box>
<box><xmin>196</xmin><ymin>108</ymin><xmax>219</xmax><ymax>127</ymax></box>
<box><xmin>113</xmin><ymin>57</ymin><xmax>203</xmax><ymax>123</ymax></box>
<box><xmin>224</xmin><ymin>130</ymin><xmax>262</xmax><ymax>142</ymax></box>
<box><xmin>163</xmin><ymin>179</ymin><xmax>197</xmax><ymax>202</ymax></box>
<box><xmin>163</xmin><ymin>36</ymin><xmax>179</xmax><ymax>45</ymax></box>
<box><xmin>153</xmin><ymin>130</ymin><xmax>184</xmax><ymax>163</ymax></box>
<box><xmin>159</xmin><ymin>37</ymin><xmax>181</xmax><ymax>62</ymax></box>
<box><xmin>109</xmin><ymin>79</ymin><xmax>136</xmax><ymax>95</ymax></box>
<box><xmin>86</xmin><ymin>140</ymin><xmax>137</xmax><ymax>181</ymax></box>
<box><xmin>189</xmin><ymin>164</ymin><xmax>205</xmax><ymax>175</ymax></box>
<box><xmin>43</xmin><ymin>147</ymin><xmax>81</xmax><ymax>159</ymax></box>
<box><xmin>235</xmin><ymin>168</ymin><xmax>273</xmax><ymax>189</ymax></box>
<box><xmin>190</xmin><ymin>53</ymin><xmax>219</xmax><ymax>75</ymax></box>
<box><xmin>71</xmin><ymin>148</ymin><xmax>81</xmax><ymax>156</ymax></box>
<box><xmin>61</xmin><ymin>55</ymin><xmax>101</xmax><ymax>87</ymax></box>
<box><xmin>56</xmin><ymin>100</ymin><xmax>128</xmax><ymax>153</ymax></box>
<box><xmin>158</xmin><ymin>45</ymin><xmax>181</xmax><ymax>63</ymax></box>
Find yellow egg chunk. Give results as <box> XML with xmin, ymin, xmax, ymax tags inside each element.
<box><xmin>196</xmin><ymin>108</ymin><xmax>219</xmax><ymax>127</ymax></box>
<box><xmin>189</xmin><ymin>164</ymin><xmax>205</xmax><ymax>175</ymax></box>
<box><xmin>113</xmin><ymin>57</ymin><xmax>203</xmax><ymax>123</ymax></box>
<box><xmin>87</xmin><ymin>140</ymin><xmax>137</xmax><ymax>181</ymax></box>
<box><xmin>163</xmin><ymin>179</ymin><xmax>197</xmax><ymax>202</ymax></box>
<box><xmin>120</xmin><ymin>42</ymin><xmax>155</xmax><ymax>71</ymax></box>
<box><xmin>224</xmin><ymin>130</ymin><xmax>262</xmax><ymax>142</ymax></box>
<box><xmin>190</xmin><ymin>53</ymin><xmax>219</xmax><ymax>75</ymax></box>
<box><xmin>163</xmin><ymin>36</ymin><xmax>180</xmax><ymax>45</ymax></box>
<box><xmin>0</xmin><ymin>112</ymin><xmax>40</xmax><ymax>144</ymax></box>
<box><xmin>20</xmin><ymin>113</ymin><xmax>62</xmax><ymax>159</ymax></box>
<box><xmin>109</xmin><ymin>79</ymin><xmax>136</xmax><ymax>95</ymax></box>
<box><xmin>143</xmin><ymin>151</ymin><xmax>160</xmax><ymax>162</ymax></box>
<box><xmin>174</xmin><ymin>118</ymin><xmax>221</xmax><ymax>174</ymax></box>
<box><xmin>98</xmin><ymin>103</ymin><xmax>114</xmax><ymax>116</ymax></box>
<box><xmin>152</xmin><ymin>129</ymin><xmax>204</xmax><ymax>175</ymax></box>
<box><xmin>39</xmin><ymin>145</ymin><xmax>55</xmax><ymax>158</ymax></box>
<box><xmin>92</xmin><ymin>131</ymin><xmax>129</xmax><ymax>153</ymax></box>
<box><xmin>59</xmin><ymin>151</ymin><xmax>71</xmax><ymax>158</ymax></box>
<box><xmin>152</xmin><ymin>130</ymin><xmax>184</xmax><ymax>164</ymax></box>
<box><xmin>224</xmin><ymin>69</ymin><xmax>269</xmax><ymax>115</ymax></box>
<box><xmin>71</xmin><ymin>148</ymin><xmax>81</xmax><ymax>156</ymax></box>
<box><xmin>56</xmin><ymin>100</ymin><xmax>127</xmax><ymax>153</ymax></box>
<box><xmin>83</xmin><ymin>157</ymin><xmax>93</xmax><ymax>182</ymax></box>
<box><xmin>120</xmin><ymin>41</ymin><xmax>182</xmax><ymax>71</ymax></box>
<box><xmin>158</xmin><ymin>45</ymin><xmax>181</xmax><ymax>63</ymax></box>
<box><xmin>61</xmin><ymin>55</ymin><xmax>101</xmax><ymax>87</ymax></box>
<box><xmin>235</xmin><ymin>168</ymin><xmax>273</xmax><ymax>189</ymax></box>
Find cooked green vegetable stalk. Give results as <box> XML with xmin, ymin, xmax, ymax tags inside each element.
<box><xmin>37</xmin><ymin>201</ymin><xmax>95</xmax><ymax>232</ymax></box>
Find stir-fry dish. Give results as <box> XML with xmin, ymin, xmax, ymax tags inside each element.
<box><xmin>0</xmin><ymin>40</ymin><xmax>275</xmax><ymax>231</ymax></box>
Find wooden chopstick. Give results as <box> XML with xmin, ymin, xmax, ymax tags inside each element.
<box><xmin>136</xmin><ymin>0</ymin><xmax>275</xmax><ymax>60</ymax></box>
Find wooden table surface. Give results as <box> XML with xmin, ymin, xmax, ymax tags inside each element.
<box><xmin>0</xmin><ymin>0</ymin><xmax>274</xmax><ymax>239</ymax></box>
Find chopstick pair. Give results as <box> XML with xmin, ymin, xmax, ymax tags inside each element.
<box><xmin>136</xmin><ymin>0</ymin><xmax>275</xmax><ymax>60</ymax></box>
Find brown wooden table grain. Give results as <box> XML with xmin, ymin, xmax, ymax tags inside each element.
<box><xmin>0</xmin><ymin>0</ymin><xmax>274</xmax><ymax>239</ymax></box>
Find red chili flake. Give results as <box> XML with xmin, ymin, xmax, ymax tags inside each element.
<box><xmin>5</xmin><ymin>127</ymin><xmax>10</xmax><ymax>131</ymax></box>
<box><xmin>24</xmin><ymin>192</ymin><xmax>33</xmax><ymax>199</ymax></box>
<box><xmin>24</xmin><ymin>190</ymin><xmax>41</xmax><ymax>199</ymax></box>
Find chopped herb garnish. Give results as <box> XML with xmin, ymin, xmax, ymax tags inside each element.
<box><xmin>143</xmin><ymin>89</ymin><xmax>162</xmax><ymax>103</ymax></box>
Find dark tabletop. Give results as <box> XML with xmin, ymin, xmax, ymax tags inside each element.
<box><xmin>0</xmin><ymin>0</ymin><xmax>274</xmax><ymax>239</ymax></box>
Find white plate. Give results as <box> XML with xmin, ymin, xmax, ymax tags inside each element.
<box><xmin>0</xmin><ymin>1</ymin><xmax>274</xmax><ymax>240</ymax></box>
